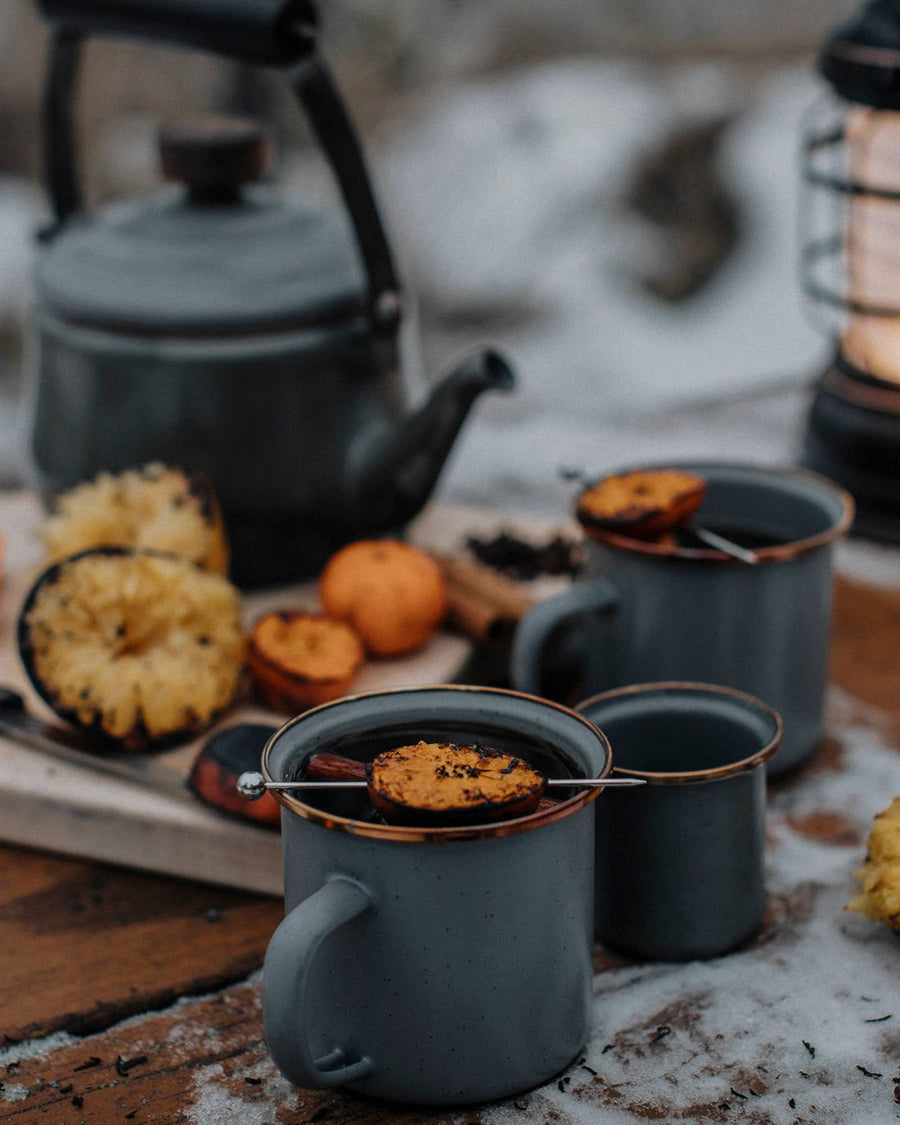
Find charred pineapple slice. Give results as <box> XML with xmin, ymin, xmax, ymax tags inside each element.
<box><xmin>367</xmin><ymin>741</ymin><xmax>547</xmax><ymax>826</ymax></box>
<box><xmin>18</xmin><ymin>548</ymin><xmax>245</xmax><ymax>751</ymax></box>
<box><xmin>41</xmin><ymin>463</ymin><xmax>229</xmax><ymax>574</ymax></box>
<box><xmin>847</xmin><ymin>796</ymin><xmax>900</xmax><ymax>932</ymax></box>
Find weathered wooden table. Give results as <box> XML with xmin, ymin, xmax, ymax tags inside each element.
<box><xmin>2</xmin><ymin>534</ymin><xmax>900</xmax><ymax>1125</ymax></box>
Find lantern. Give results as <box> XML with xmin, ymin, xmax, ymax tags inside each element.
<box><xmin>801</xmin><ymin>0</ymin><xmax>900</xmax><ymax>539</ymax></box>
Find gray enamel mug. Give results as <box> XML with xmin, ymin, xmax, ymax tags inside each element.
<box><xmin>260</xmin><ymin>685</ymin><xmax>612</xmax><ymax>1106</ymax></box>
<box><xmin>578</xmin><ymin>682</ymin><xmax>782</xmax><ymax>962</ymax></box>
<box><xmin>511</xmin><ymin>462</ymin><xmax>853</xmax><ymax>776</ymax></box>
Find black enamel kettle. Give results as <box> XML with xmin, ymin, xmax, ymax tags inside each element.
<box><xmin>28</xmin><ymin>0</ymin><xmax>515</xmax><ymax>585</ymax></box>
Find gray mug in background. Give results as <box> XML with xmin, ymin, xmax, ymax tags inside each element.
<box><xmin>578</xmin><ymin>682</ymin><xmax>782</xmax><ymax>961</ymax></box>
<box><xmin>511</xmin><ymin>463</ymin><xmax>853</xmax><ymax>776</ymax></box>
<box><xmin>260</xmin><ymin>686</ymin><xmax>612</xmax><ymax>1106</ymax></box>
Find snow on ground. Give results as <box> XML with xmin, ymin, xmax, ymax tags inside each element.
<box><xmin>373</xmin><ymin>60</ymin><xmax>832</xmax><ymax>515</ymax></box>
<box><xmin>0</xmin><ymin>177</ymin><xmax>41</xmax><ymax>322</ymax></box>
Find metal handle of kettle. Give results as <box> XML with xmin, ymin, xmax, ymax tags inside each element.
<box><xmin>38</xmin><ymin>0</ymin><xmax>402</xmax><ymax>332</ymax></box>
<box><xmin>38</xmin><ymin>0</ymin><xmax>318</xmax><ymax>63</ymax></box>
<box><xmin>289</xmin><ymin>57</ymin><xmax>401</xmax><ymax>331</ymax></box>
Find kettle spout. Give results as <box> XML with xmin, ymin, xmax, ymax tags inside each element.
<box><xmin>350</xmin><ymin>348</ymin><xmax>515</xmax><ymax>531</ymax></box>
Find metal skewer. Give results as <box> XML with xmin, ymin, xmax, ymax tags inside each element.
<box><xmin>546</xmin><ymin>777</ymin><xmax>645</xmax><ymax>788</ymax></box>
<box><xmin>237</xmin><ymin>770</ymin><xmax>644</xmax><ymax>800</ymax></box>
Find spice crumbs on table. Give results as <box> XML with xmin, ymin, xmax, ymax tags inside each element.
<box><xmin>115</xmin><ymin>1055</ymin><xmax>147</xmax><ymax>1076</ymax></box>
<box><xmin>73</xmin><ymin>1056</ymin><xmax>101</xmax><ymax>1071</ymax></box>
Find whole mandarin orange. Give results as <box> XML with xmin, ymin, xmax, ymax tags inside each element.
<box><xmin>318</xmin><ymin>540</ymin><xmax>447</xmax><ymax>656</ymax></box>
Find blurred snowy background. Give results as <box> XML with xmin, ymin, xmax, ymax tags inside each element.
<box><xmin>0</xmin><ymin>0</ymin><xmax>856</xmax><ymax>511</ymax></box>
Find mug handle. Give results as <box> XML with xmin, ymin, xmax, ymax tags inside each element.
<box><xmin>263</xmin><ymin>875</ymin><xmax>375</xmax><ymax>1089</ymax></box>
<box><xmin>510</xmin><ymin>577</ymin><xmax>619</xmax><ymax>696</ymax></box>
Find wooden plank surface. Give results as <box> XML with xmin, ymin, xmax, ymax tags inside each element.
<box><xmin>0</xmin><ymin>846</ymin><xmax>284</xmax><ymax>1046</ymax></box>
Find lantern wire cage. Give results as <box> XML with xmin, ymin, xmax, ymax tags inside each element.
<box><xmin>802</xmin><ymin>92</ymin><xmax>900</xmax><ymax>386</ymax></box>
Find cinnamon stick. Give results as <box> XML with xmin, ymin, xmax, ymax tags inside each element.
<box><xmin>437</xmin><ymin>555</ymin><xmax>535</xmax><ymax>644</ymax></box>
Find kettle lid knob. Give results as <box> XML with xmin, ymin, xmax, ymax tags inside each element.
<box><xmin>159</xmin><ymin>116</ymin><xmax>269</xmax><ymax>202</ymax></box>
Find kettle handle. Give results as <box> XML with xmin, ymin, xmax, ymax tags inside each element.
<box><xmin>39</xmin><ymin>0</ymin><xmax>401</xmax><ymax>332</ymax></box>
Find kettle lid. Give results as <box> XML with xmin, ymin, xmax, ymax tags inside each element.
<box><xmin>36</xmin><ymin>118</ymin><xmax>368</xmax><ymax>334</ymax></box>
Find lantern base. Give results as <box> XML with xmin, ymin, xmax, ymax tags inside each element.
<box><xmin>801</xmin><ymin>353</ymin><xmax>900</xmax><ymax>542</ymax></box>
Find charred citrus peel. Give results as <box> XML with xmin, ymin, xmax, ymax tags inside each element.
<box><xmin>365</xmin><ymin>740</ymin><xmax>547</xmax><ymax>826</ymax></box>
<box><xmin>189</xmin><ymin>722</ymin><xmax>281</xmax><ymax>827</ymax></box>
<box><xmin>248</xmin><ymin>611</ymin><xmax>364</xmax><ymax>713</ymax></box>
<box><xmin>575</xmin><ymin>469</ymin><xmax>707</xmax><ymax>542</ymax></box>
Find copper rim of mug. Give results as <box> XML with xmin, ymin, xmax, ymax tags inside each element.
<box><xmin>575</xmin><ymin>461</ymin><xmax>855</xmax><ymax>563</ymax></box>
<box><xmin>260</xmin><ymin>684</ymin><xmax>614</xmax><ymax>842</ymax></box>
<box><xmin>576</xmin><ymin>681</ymin><xmax>783</xmax><ymax>785</ymax></box>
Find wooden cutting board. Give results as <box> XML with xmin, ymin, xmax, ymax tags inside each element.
<box><xmin>0</xmin><ymin>492</ymin><xmax>500</xmax><ymax>897</ymax></box>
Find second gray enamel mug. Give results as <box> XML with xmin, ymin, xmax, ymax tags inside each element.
<box><xmin>511</xmin><ymin>463</ymin><xmax>853</xmax><ymax>776</ymax></box>
<box><xmin>579</xmin><ymin>682</ymin><xmax>782</xmax><ymax>962</ymax></box>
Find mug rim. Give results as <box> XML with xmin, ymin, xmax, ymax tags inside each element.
<box><xmin>576</xmin><ymin>681</ymin><xmax>783</xmax><ymax>784</ymax></box>
<box><xmin>575</xmin><ymin>460</ymin><xmax>854</xmax><ymax>563</ymax></box>
<box><xmin>261</xmin><ymin>683</ymin><xmax>613</xmax><ymax>841</ymax></box>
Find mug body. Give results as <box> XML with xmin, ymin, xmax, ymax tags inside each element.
<box><xmin>279</xmin><ymin>813</ymin><xmax>594</xmax><ymax>1104</ymax></box>
<box><xmin>580</xmin><ymin>463</ymin><xmax>852</xmax><ymax>775</ymax></box>
<box><xmin>262</xmin><ymin>685</ymin><xmax>612</xmax><ymax>1105</ymax></box>
<box><xmin>578</xmin><ymin>682</ymin><xmax>782</xmax><ymax>961</ymax></box>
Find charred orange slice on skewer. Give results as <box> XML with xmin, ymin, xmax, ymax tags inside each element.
<box><xmin>366</xmin><ymin>741</ymin><xmax>547</xmax><ymax>826</ymax></box>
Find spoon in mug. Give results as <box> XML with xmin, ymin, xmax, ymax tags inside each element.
<box><xmin>679</xmin><ymin>524</ymin><xmax>760</xmax><ymax>565</ymax></box>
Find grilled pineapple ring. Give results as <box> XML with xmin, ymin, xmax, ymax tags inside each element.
<box><xmin>847</xmin><ymin>796</ymin><xmax>900</xmax><ymax>932</ymax></box>
<box><xmin>18</xmin><ymin>548</ymin><xmax>245</xmax><ymax>751</ymax></box>
<box><xmin>41</xmin><ymin>463</ymin><xmax>229</xmax><ymax>574</ymax></box>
